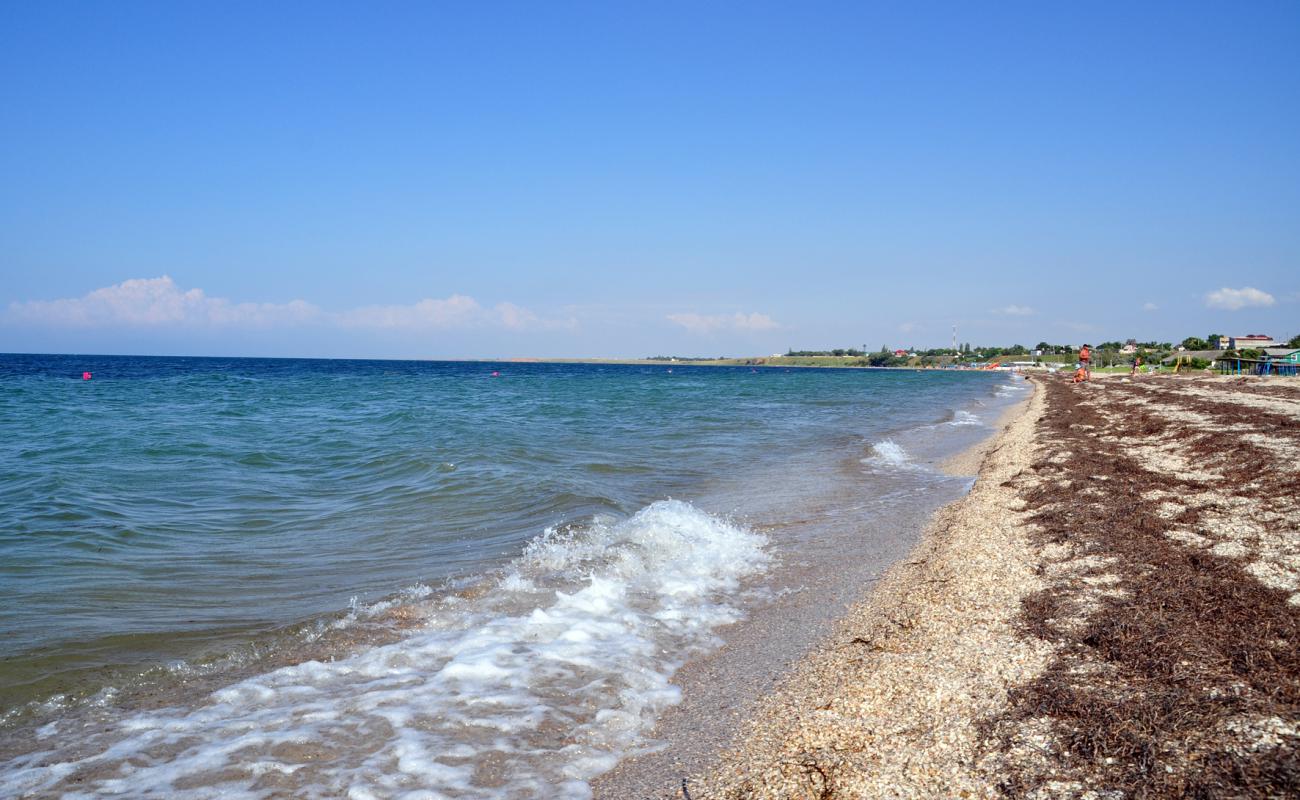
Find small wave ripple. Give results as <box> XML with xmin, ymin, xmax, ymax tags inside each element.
<box><xmin>947</xmin><ymin>409</ymin><xmax>982</xmax><ymax>427</ymax></box>
<box><xmin>866</xmin><ymin>439</ymin><xmax>913</xmax><ymax>468</ymax></box>
<box><xmin>0</xmin><ymin>500</ymin><xmax>768</xmax><ymax>799</ymax></box>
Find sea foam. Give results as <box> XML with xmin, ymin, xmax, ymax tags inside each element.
<box><xmin>0</xmin><ymin>501</ymin><xmax>768</xmax><ymax>799</ymax></box>
<box><xmin>867</xmin><ymin>439</ymin><xmax>913</xmax><ymax>468</ymax></box>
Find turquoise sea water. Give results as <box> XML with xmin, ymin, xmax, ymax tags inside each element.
<box><xmin>0</xmin><ymin>354</ymin><xmax>1019</xmax><ymax>798</ymax></box>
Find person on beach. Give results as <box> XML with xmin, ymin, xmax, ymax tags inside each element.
<box><xmin>1072</xmin><ymin>365</ymin><xmax>1089</xmax><ymax>383</ymax></box>
<box><xmin>1079</xmin><ymin>344</ymin><xmax>1091</xmax><ymax>377</ymax></box>
<box><xmin>1131</xmin><ymin>354</ymin><xmax>1142</xmax><ymax>376</ymax></box>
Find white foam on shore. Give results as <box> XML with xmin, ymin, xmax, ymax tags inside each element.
<box><xmin>866</xmin><ymin>439</ymin><xmax>915</xmax><ymax>468</ymax></box>
<box><xmin>947</xmin><ymin>410</ymin><xmax>982</xmax><ymax>427</ymax></box>
<box><xmin>0</xmin><ymin>501</ymin><xmax>768</xmax><ymax>799</ymax></box>
<box><xmin>995</xmin><ymin>381</ymin><xmax>1029</xmax><ymax>398</ymax></box>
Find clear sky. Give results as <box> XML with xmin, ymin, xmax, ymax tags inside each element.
<box><xmin>2</xmin><ymin>0</ymin><xmax>1297</xmax><ymax>358</ymax></box>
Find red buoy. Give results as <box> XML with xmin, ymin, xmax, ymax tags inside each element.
<box><xmin>82</xmin><ymin>372</ymin><xmax>92</xmax><ymax>380</ymax></box>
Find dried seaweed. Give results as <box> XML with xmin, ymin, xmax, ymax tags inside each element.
<box><xmin>984</xmin><ymin>379</ymin><xmax>1300</xmax><ymax>798</ymax></box>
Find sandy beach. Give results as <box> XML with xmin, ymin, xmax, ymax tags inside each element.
<box><xmin>613</xmin><ymin>374</ymin><xmax>1299</xmax><ymax>799</ymax></box>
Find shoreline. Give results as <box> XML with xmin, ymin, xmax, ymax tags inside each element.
<box><xmin>1</xmin><ymin>363</ymin><xmax>1013</xmax><ymax>798</ymax></box>
<box><xmin>696</xmin><ymin>378</ymin><xmax>1047</xmax><ymax>798</ymax></box>
<box><xmin>591</xmin><ymin>381</ymin><xmax>1036</xmax><ymax>798</ymax></box>
<box><xmin>18</xmin><ymin>371</ymin><xmax>1291</xmax><ymax>795</ymax></box>
<box><xmin>696</xmin><ymin>374</ymin><xmax>1299</xmax><ymax>798</ymax></box>
<box><xmin>939</xmin><ymin>380</ymin><xmax>1033</xmax><ymax>476</ymax></box>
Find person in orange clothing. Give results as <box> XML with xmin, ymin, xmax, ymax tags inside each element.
<box><xmin>1072</xmin><ymin>365</ymin><xmax>1089</xmax><ymax>383</ymax></box>
<box><xmin>1079</xmin><ymin>344</ymin><xmax>1091</xmax><ymax>377</ymax></box>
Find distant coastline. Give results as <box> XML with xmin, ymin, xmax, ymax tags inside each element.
<box><xmin>498</xmin><ymin>356</ymin><xmax>951</xmax><ymax>369</ymax></box>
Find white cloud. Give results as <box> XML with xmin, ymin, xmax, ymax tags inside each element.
<box><xmin>992</xmin><ymin>304</ymin><xmax>1036</xmax><ymax>316</ymax></box>
<box><xmin>666</xmin><ymin>311</ymin><xmax>779</xmax><ymax>334</ymax></box>
<box><xmin>339</xmin><ymin>297</ymin><xmax>574</xmax><ymax>331</ymax></box>
<box><xmin>493</xmin><ymin>302</ymin><xmax>577</xmax><ymax>331</ymax></box>
<box><xmin>1142</xmin><ymin>302</ymin><xmax>1159</xmax><ymax>311</ymax></box>
<box><xmin>899</xmin><ymin>321</ymin><xmax>921</xmax><ymax>333</ymax></box>
<box><xmin>339</xmin><ymin>295</ymin><xmax>484</xmax><ymax>329</ymax></box>
<box><xmin>6</xmin><ymin>276</ymin><xmax>568</xmax><ymax>332</ymax></box>
<box><xmin>1204</xmin><ymin>286</ymin><xmax>1275</xmax><ymax>311</ymax></box>
<box><xmin>5</xmin><ymin>276</ymin><xmax>323</xmax><ymax>328</ymax></box>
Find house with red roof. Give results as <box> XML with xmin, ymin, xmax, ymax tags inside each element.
<box><xmin>1229</xmin><ymin>334</ymin><xmax>1279</xmax><ymax>349</ymax></box>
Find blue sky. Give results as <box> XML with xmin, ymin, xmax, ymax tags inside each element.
<box><xmin>2</xmin><ymin>0</ymin><xmax>1297</xmax><ymax>358</ymax></box>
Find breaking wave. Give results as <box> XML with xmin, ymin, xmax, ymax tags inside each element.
<box><xmin>866</xmin><ymin>439</ymin><xmax>913</xmax><ymax>468</ymax></box>
<box><xmin>0</xmin><ymin>501</ymin><xmax>768</xmax><ymax>799</ymax></box>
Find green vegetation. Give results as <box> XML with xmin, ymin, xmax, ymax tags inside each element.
<box><xmin>643</xmin><ymin>331</ymin><xmax>1296</xmax><ymax>371</ymax></box>
<box><xmin>785</xmin><ymin>348</ymin><xmax>866</xmax><ymax>357</ymax></box>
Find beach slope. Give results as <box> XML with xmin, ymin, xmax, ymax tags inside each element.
<box><xmin>700</xmin><ymin>375</ymin><xmax>1299</xmax><ymax>798</ymax></box>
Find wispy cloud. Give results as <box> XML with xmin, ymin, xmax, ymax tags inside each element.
<box><xmin>335</xmin><ymin>296</ymin><xmax>575</xmax><ymax>330</ymax></box>
<box><xmin>666</xmin><ymin>311</ymin><xmax>779</xmax><ymax>334</ymax></box>
<box><xmin>492</xmin><ymin>302</ymin><xmax>578</xmax><ymax>331</ymax></box>
<box><xmin>1142</xmin><ymin>302</ymin><xmax>1159</xmax><ymax>311</ymax></box>
<box><xmin>5</xmin><ymin>276</ymin><xmax>322</xmax><ymax>328</ymax></box>
<box><xmin>1204</xmin><ymin>286</ymin><xmax>1275</xmax><ymax>311</ymax></box>
<box><xmin>5</xmin><ymin>276</ymin><xmax>571</xmax><ymax>332</ymax></box>
<box><xmin>338</xmin><ymin>295</ymin><xmax>482</xmax><ymax>329</ymax></box>
<box><xmin>899</xmin><ymin>321</ymin><xmax>921</xmax><ymax>333</ymax></box>
<box><xmin>339</xmin><ymin>296</ymin><xmax>575</xmax><ymax>331</ymax></box>
<box><xmin>992</xmin><ymin>304</ymin><xmax>1036</xmax><ymax>316</ymax></box>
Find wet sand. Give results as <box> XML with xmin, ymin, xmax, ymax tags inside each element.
<box><xmin>591</xmin><ymin>388</ymin><xmax>1036</xmax><ymax>799</ymax></box>
<box><xmin>693</xmin><ymin>374</ymin><xmax>1300</xmax><ymax>798</ymax></box>
<box><xmin>589</xmin><ymin>460</ymin><xmax>968</xmax><ymax>799</ymax></box>
<box><xmin>694</xmin><ymin>380</ymin><xmax>1047</xmax><ymax>798</ymax></box>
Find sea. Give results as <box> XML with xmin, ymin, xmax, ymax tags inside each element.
<box><xmin>0</xmin><ymin>354</ymin><xmax>1028</xmax><ymax>799</ymax></box>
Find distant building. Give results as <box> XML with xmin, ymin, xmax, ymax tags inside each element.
<box><xmin>1161</xmin><ymin>349</ymin><xmax>1224</xmax><ymax>366</ymax></box>
<box><xmin>1121</xmin><ymin>339</ymin><xmax>1138</xmax><ymax>353</ymax></box>
<box><xmin>893</xmin><ymin>349</ymin><xmax>908</xmax><ymax>358</ymax></box>
<box><xmin>1264</xmin><ymin>347</ymin><xmax>1300</xmax><ymax>364</ymax></box>
<box><xmin>1229</xmin><ymin>334</ymin><xmax>1279</xmax><ymax>349</ymax></box>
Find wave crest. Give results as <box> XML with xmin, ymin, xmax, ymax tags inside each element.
<box><xmin>1</xmin><ymin>501</ymin><xmax>768</xmax><ymax>799</ymax></box>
